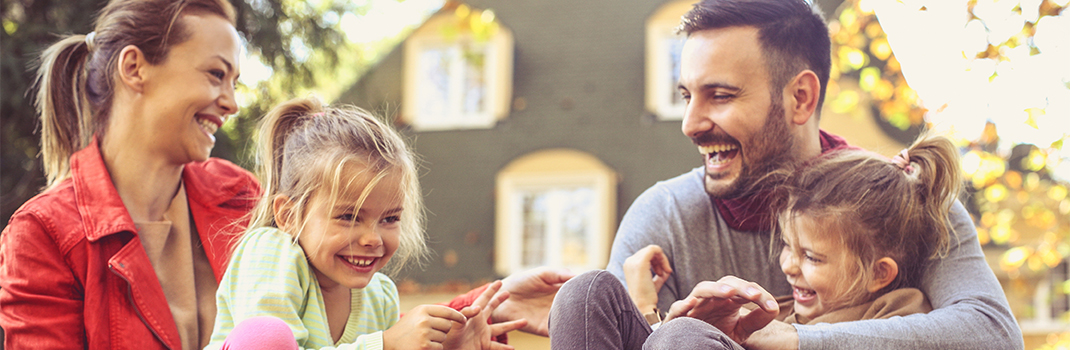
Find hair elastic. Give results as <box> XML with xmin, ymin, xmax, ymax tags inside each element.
<box><xmin>85</xmin><ymin>32</ymin><xmax>97</xmax><ymax>51</ymax></box>
<box><xmin>891</xmin><ymin>149</ymin><xmax>915</xmax><ymax>174</ymax></box>
<box><xmin>311</xmin><ymin>111</ymin><xmax>326</xmax><ymax>118</ymax></box>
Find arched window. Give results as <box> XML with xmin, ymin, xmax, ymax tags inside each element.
<box><xmin>403</xmin><ymin>5</ymin><xmax>513</xmax><ymax>131</ymax></box>
<box><xmin>495</xmin><ymin>149</ymin><xmax>618</xmax><ymax>275</ymax></box>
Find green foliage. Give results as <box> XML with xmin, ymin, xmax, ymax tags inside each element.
<box><xmin>1</xmin><ymin>0</ymin><xmax>102</xmax><ymax>229</ymax></box>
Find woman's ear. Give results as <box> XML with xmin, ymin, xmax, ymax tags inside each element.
<box><xmin>117</xmin><ymin>45</ymin><xmax>148</xmax><ymax>93</ymax></box>
<box><xmin>272</xmin><ymin>194</ymin><xmax>294</xmax><ymax>230</ymax></box>
<box><xmin>867</xmin><ymin>257</ymin><xmax>899</xmax><ymax>293</ymax></box>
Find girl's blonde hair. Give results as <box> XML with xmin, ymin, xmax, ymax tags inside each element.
<box><xmin>773</xmin><ymin>133</ymin><xmax>963</xmax><ymax>306</ymax></box>
<box><xmin>246</xmin><ymin>97</ymin><xmax>428</xmax><ymax>275</ymax></box>
<box><xmin>34</xmin><ymin>0</ymin><xmax>235</xmax><ymax>187</ymax></box>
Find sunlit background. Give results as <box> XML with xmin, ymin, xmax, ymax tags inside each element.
<box><xmin>826</xmin><ymin>1</ymin><xmax>1070</xmax><ymax>348</ymax></box>
<box><xmin>2</xmin><ymin>0</ymin><xmax>1067</xmax><ymax>348</ymax></box>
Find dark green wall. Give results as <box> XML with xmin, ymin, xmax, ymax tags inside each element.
<box><xmin>340</xmin><ymin>0</ymin><xmax>844</xmax><ymax>284</ymax></box>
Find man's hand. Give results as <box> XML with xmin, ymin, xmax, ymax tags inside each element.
<box><xmin>664</xmin><ymin>276</ymin><xmax>779</xmax><ymax>344</ymax></box>
<box><xmin>622</xmin><ymin>245</ymin><xmax>672</xmax><ymax>314</ymax></box>
<box><xmin>742</xmin><ymin>319</ymin><xmax>799</xmax><ymax>350</ymax></box>
<box><xmin>491</xmin><ymin>267</ymin><xmax>575</xmax><ymax>336</ymax></box>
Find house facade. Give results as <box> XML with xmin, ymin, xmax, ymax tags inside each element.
<box><xmin>338</xmin><ymin>0</ymin><xmax>906</xmax><ymax>286</ymax></box>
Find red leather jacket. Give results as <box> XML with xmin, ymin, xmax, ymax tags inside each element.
<box><xmin>0</xmin><ymin>140</ymin><xmax>260</xmax><ymax>349</ymax></box>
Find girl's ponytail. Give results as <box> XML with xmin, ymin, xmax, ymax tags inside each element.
<box><xmin>241</xmin><ymin>97</ymin><xmax>429</xmax><ymax>274</ymax></box>
<box><xmin>34</xmin><ymin>35</ymin><xmax>94</xmax><ymax>187</ymax></box>
<box><xmin>774</xmin><ymin>132</ymin><xmax>965</xmax><ymax>303</ymax></box>
<box><xmin>902</xmin><ymin>134</ymin><xmax>964</xmax><ymax>259</ymax></box>
<box><xmin>245</xmin><ymin>98</ymin><xmax>324</xmax><ymax>230</ymax></box>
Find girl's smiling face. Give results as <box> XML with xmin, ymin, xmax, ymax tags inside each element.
<box><xmin>279</xmin><ymin>165</ymin><xmax>403</xmax><ymax>291</ymax></box>
<box><xmin>779</xmin><ymin>214</ymin><xmax>862</xmax><ymax>321</ymax></box>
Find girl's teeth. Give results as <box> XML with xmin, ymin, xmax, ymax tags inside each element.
<box><xmin>344</xmin><ymin>257</ymin><xmax>374</xmax><ymax>267</ymax></box>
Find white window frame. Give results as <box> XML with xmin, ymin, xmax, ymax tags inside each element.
<box><xmin>645</xmin><ymin>0</ymin><xmax>694</xmax><ymax>121</ymax></box>
<box><xmin>494</xmin><ymin>150</ymin><xmax>618</xmax><ymax>276</ymax></box>
<box><xmin>403</xmin><ymin>13</ymin><xmax>513</xmax><ymax>131</ymax></box>
<box><xmin>1020</xmin><ymin>259</ymin><xmax>1070</xmax><ymax>334</ymax></box>
<box><xmin>505</xmin><ymin>178</ymin><xmax>601</xmax><ymax>273</ymax></box>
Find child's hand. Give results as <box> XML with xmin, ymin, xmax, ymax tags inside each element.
<box><xmin>384</xmin><ymin>304</ymin><xmax>468</xmax><ymax>350</ymax></box>
<box><xmin>492</xmin><ymin>266</ymin><xmax>574</xmax><ymax>336</ymax></box>
<box><xmin>623</xmin><ymin>244</ymin><xmax>672</xmax><ymax>314</ymax></box>
<box><xmin>443</xmin><ymin>280</ymin><xmax>527</xmax><ymax>350</ymax></box>
<box><xmin>664</xmin><ymin>275</ymin><xmax>778</xmax><ymax>345</ymax></box>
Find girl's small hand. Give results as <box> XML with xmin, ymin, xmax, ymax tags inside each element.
<box><xmin>623</xmin><ymin>245</ymin><xmax>672</xmax><ymax>314</ymax></box>
<box><xmin>385</xmin><ymin>304</ymin><xmax>468</xmax><ymax>350</ymax></box>
<box><xmin>664</xmin><ymin>276</ymin><xmax>778</xmax><ymax>345</ymax></box>
<box><xmin>443</xmin><ymin>280</ymin><xmax>526</xmax><ymax>350</ymax></box>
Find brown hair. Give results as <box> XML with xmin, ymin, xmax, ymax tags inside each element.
<box><xmin>774</xmin><ymin>133</ymin><xmax>963</xmax><ymax>305</ymax></box>
<box><xmin>34</xmin><ymin>0</ymin><xmax>236</xmax><ymax>187</ymax></box>
<box><xmin>678</xmin><ymin>0</ymin><xmax>831</xmax><ymax>117</ymax></box>
<box><xmin>245</xmin><ymin>97</ymin><xmax>428</xmax><ymax>275</ymax></box>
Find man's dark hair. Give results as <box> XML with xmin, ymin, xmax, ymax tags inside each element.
<box><xmin>678</xmin><ymin>0</ymin><xmax>831</xmax><ymax>117</ymax></box>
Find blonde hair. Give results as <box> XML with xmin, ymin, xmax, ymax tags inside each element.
<box><xmin>773</xmin><ymin>133</ymin><xmax>963</xmax><ymax>306</ymax></box>
<box><xmin>34</xmin><ymin>0</ymin><xmax>235</xmax><ymax>187</ymax></box>
<box><xmin>246</xmin><ymin>97</ymin><xmax>428</xmax><ymax>275</ymax></box>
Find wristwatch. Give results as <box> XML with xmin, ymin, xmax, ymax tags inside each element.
<box><xmin>643</xmin><ymin>307</ymin><xmax>663</xmax><ymax>325</ymax></box>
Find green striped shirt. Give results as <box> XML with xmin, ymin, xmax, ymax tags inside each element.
<box><xmin>207</xmin><ymin>227</ymin><xmax>399</xmax><ymax>350</ymax></box>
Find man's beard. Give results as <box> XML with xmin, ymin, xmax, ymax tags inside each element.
<box><xmin>705</xmin><ymin>97</ymin><xmax>798</xmax><ymax>199</ymax></box>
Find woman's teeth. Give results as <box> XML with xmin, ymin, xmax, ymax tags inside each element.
<box><xmin>197</xmin><ymin>117</ymin><xmax>219</xmax><ymax>134</ymax></box>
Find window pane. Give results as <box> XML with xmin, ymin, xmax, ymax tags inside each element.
<box><xmin>517</xmin><ymin>186</ymin><xmax>595</xmax><ymax>270</ymax></box>
<box><xmin>462</xmin><ymin>50</ymin><xmax>486</xmax><ymax>114</ymax></box>
<box><xmin>521</xmin><ymin>192</ymin><xmax>547</xmax><ymax>267</ymax></box>
<box><xmin>418</xmin><ymin>47</ymin><xmax>452</xmax><ymax>119</ymax></box>
<box><xmin>559</xmin><ymin>187</ymin><xmax>593</xmax><ymax>267</ymax></box>
<box><xmin>666</xmin><ymin>36</ymin><xmax>686</xmax><ymax>107</ymax></box>
<box><xmin>1052</xmin><ymin>260</ymin><xmax>1069</xmax><ymax>320</ymax></box>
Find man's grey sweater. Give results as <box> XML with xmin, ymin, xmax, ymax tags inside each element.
<box><xmin>607</xmin><ymin>167</ymin><xmax>1024</xmax><ymax>350</ymax></box>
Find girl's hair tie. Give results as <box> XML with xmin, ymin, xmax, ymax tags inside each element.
<box><xmin>311</xmin><ymin>111</ymin><xmax>326</xmax><ymax>118</ymax></box>
<box><xmin>892</xmin><ymin>149</ymin><xmax>916</xmax><ymax>174</ymax></box>
<box><xmin>85</xmin><ymin>32</ymin><xmax>97</xmax><ymax>51</ymax></box>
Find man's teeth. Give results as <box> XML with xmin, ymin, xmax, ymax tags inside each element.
<box><xmin>697</xmin><ymin>144</ymin><xmax>739</xmax><ymax>155</ymax></box>
<box><xmin>197</xmin><ymin>117</ymin><xmax>219</xmax><ymax>134</ymax></box>
<box><xmin>344</xmin><ymin>257</ymin><xmax>374</xmax><ymax>267</ymax></box>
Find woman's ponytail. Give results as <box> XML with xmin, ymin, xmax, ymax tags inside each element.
<box><xmin>34</xmin><ymin>35</ymin><xmax>95</xmax><ymax>187</ymax></box>
<box><xmin>31</xmin><ymin>0</ymin><xmax>236</xmax><ymax>188</ymax></box>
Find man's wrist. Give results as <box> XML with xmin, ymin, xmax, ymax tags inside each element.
<box><xmin>643</xmin><ymin>307</ymin><xmax>663</xmax><ymax>325</ymax></box>
<box><xmin>636</xmin><ymin>300</ymin><xmax>657</xmax><ymax>312</ymax></box>
<box><xmin>744</xmin><ymin>320</ymin><xmax>799</xmax><ymax>350</ymax></box>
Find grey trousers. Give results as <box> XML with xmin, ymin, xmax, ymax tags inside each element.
<box><xmin>548</xmin><ymin>270</ymin><xmax>744</xmax><ymax>350</ymax></box>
